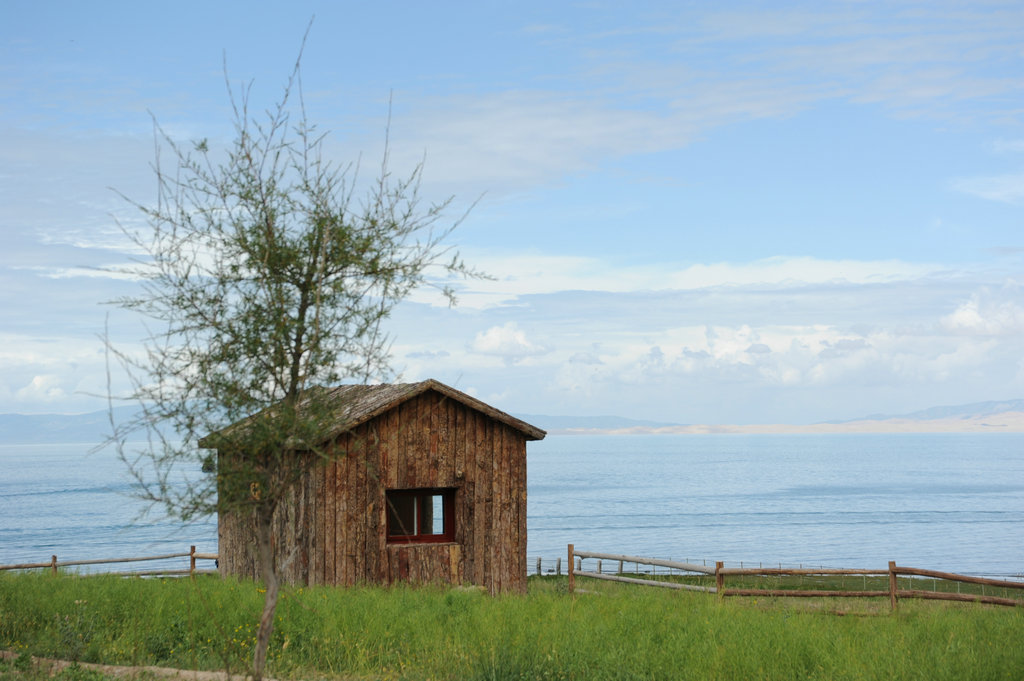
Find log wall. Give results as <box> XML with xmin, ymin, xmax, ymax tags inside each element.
<box><xmin>218</xmin><ymin>388</ymin><xmax>528</xmax><ymax>594</ymax></box>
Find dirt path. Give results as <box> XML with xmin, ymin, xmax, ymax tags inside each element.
<box><xmin>0</xmin><ymin>651</ymin><xmax>265</xmax><ymax>681</ymax></box>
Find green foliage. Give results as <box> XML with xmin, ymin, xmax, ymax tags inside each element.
<box><xmin>13</xmin><ymin>653</ymin><xmax>33</xmax><ymax>673</ymax></box>
<box><xmin>102</xmin><ymin>32</ymin><xmax>482</xmax><ymax>681</ymax></box>
<box><xmin>105</xmin><ymin>38</ymin><xmax>480</xmax><ymax>526</ymax></box>
<box><xmin>2</xmin><ymin>573</ymin><xmax>1023</xmax><ymax>681</ymax></box>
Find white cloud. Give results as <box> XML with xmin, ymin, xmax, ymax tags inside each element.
<box><xmin>942</xmin><ymin>291</ymin><xmax>1024</xmax><ymax>336</ymax></box>
<box><xmin>470</xmin><ymin>322</ymin><xmax>549</xmax><ymax>364</ymax></box>
<box><xmin>16</xmin><ymin>265</ymin><xmax>143</xmax><ymax>281</ymax></box>
<box><xmin>662</xmin><ymin>257</ymin><xmax>935</xmax><ymax>289</ymax></box>
<box><xmin>15</xmin><ymin>375</ymin><xmax>67</xmax><ymax>404</ymax></box>
<box><xmin>391</xmin><ymin>264</ymin><xmax>1024</xmax><ymax>422</ymax></box>
<box><xmin>389</xmin><ymin>92</ymin><xmax>682</xmax><ymax>190</ymax></box>
<box><xmin>371</xmin><ymin>4</ymin><xmax>1024</xmax><ymax>195</ymax></box>
<box><xmin>431</xmin><ymin>254</ymin><xmax>944</xmax><ymax>309</ymax></box>
<box><xmin>951</xmin><ymin>173</ymin><xmax>1024</xmax><ymax>203</ymax></box>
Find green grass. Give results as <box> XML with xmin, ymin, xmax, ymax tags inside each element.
<box><xmin>1</xmin><ymin>572</ymin><xmax>1022</xmax><ymax>680</ymax></box>
<box><xmin>623</xmin><ymin>569</ymin><xmax>1024</xmax><ymax>602</ymax></box>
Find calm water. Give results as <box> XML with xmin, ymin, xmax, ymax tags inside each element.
<box><xmin>527</xmin><ymin>433</ymin><xmax>1024</xmax><ymax>577</ymax></box>
<box><xmin>0</xmin><ymin>442</ymin><xmax>217</xmax><ymax>573</ymax></box>
<box><xmin>1</xmin><ymin>434</ymin><xmax>1022</xmax><ymax>577</ymax></box>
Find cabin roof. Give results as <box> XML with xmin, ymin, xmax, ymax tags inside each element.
<box><xmin>310</xmin><ymin>379</ymin><xmax>546</xmax><ymax>442</ymax></box>
<box><xmin>201</xmin><ymin>379</ymin><xmax>546</xmax><ymax>448</ymax></box>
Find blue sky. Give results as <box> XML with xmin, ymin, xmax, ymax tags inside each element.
<box><xmin>2</xmin><ymin>1</ymin><xmax>1023</xmax><ymax>424</ymax></box>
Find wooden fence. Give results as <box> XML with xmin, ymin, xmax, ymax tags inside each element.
<box><xmin>567</xmin><ymin>545</ymin><xmax>1024</xmax><ymax>608</ymax></box>
<box><xmin>566</xmin><ymin>546</ymin><xmax>717</xmax><ymax>593</ymax></box>
<box><xmin>0</xmin><ymin>546</ymin><xmax>218</xmax><ymax>578</ymax></box>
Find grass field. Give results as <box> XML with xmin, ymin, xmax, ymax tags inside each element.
<box><xmin>1</xmin><ymin>572</ymin><xmax>1022</xmax><ymax>680</ymax></box>
<box><xmin>597</xmin><ymin>568</ymin><xmax>1024</xmax><ymax>603</ymax></box>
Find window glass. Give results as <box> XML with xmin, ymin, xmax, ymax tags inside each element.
<box><xmin>387</xmin><ymin>493</ymin><xmax>418</xmax><ymax>537</ymax></box>
<box><xmin>429</xmin><ymin>493</ymin><xmax>445</xmax><ymax>535</ymax></box>
<box><xmin>386</xmin><ymin>488</ymin><xmax>454</xmax><ymax>542</ymax></box>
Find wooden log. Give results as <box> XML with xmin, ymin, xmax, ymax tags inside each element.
<box><xmin>568</xmin><ymin>544</ymin><xmax>575</xmax><ymax>594</ymax></box>
<box><xmin>337</xmin><ymin>435</ymin><xmax>350</xmax><ymax>585</ymax></box>
<box><xmin>516</xmin><ymin>438</ymin><xmax>528</xmax><ymax>592</ymax></box>
<box><xmin>109</xmin><ymin>568</ymin><xmax>204</xmax><ymax>577</ymax></box>
<box><xmin>573</xmin><ymin>550</ymin><xmax>716</xmax><ymax>575</ymax></box>
<box><xmin>453</xmin><ymin>400</ymin><xmax>465</xmax><ymax>487</ymax></box>
<box><xmin>514</xmin><ymin>430</ymin><xmax>528</xmax><ymax>593</ymax></box>
<box><xmin>296</xmin><ymin>459</ymin><xmax>310</xmax><ymax>584</ymax></box>
<box><xmin>362</xmin><ymin>426</ymin><xmax>379</xmax><ymax>585</ymax></box>
<box><xmin>450</xmin><ymin>544</ymin><xmax>461</xmax><ymax>584</ymax></box>
<box><xmin>414</xmin><ymin>393</ymin><xmax>428</xmax><ymax>488</ymax></box>
<box><xmin>493</xmin><ymin>420</ymin><xmax>504</xmax><ymax>594</ymax></box>
<box><xmin>376</xmin><ymin>413</ymin><xmax>398</xmax><ymax>583</ymax></box>
<box><xmin>576</xmin><ymin>571</ymin><xmax>717</xmax><ymax>593</ymax></box>
<box><xmin>483</xmin><ymin>418</ymin><xmax>495</xmax><ymax>593</ymax></box>
<box><xmin>0</xmin><ymin>561</ymin><xmax>57</xmax><ymax>571</ymax></box>
<box><xmin>313</xmin><ymin>457</ymin><xmax>324</xmax><ymax>585</ymax></box>
<box><xmin>719</xmin><ymin>567</ymin><xmax>883</xmax><ymax>576</ymax></box>
<box><xmin>893</xmin><ymin>566</ymin><xmax>1024</xmax><ymax>590</ymax></box>
<box><xmin>384</xmin><ymin>404</ymin><xmax>399</xmax><ymax>489</ymax></box>
<box><xmin>325</xmin><ymin>459</ymin><xmax>336</xmax><ymax>585</ymax></box>
<box><xmin>348</xmin><ymin>429</ymin><xmax>362</xmax><ymax>585</ymax></box>
<box><xmin>55</xmin><ymin>552</ymin><xmax>191</xmax><ymax>567</ymax></box>
<box><xmin>723</xmin><ymin>589</ymin><xmax>890</xmax><ymax>599</ymax></box>
<box><xmin>2</xmin><ymin>550</ymin><xmax>218</xmax><ymax>574</ymax></box>
<box><xmin>889</xmin><ymin>561</ymin><xmax>898</xmax><ymax>609</ymax></box>
<box><xmin>899</xmin><ymin>589</ymin><xmax>1021</xmax><ymax>608</ymax></box>
<box><xmin>397</xmin><ymin>399</ymin><xmax>412</xmax><ymax>487</ymax></box>
<box><xmin>473</xmin><ymin>412</ymin><xmax>487</xmax><ymax>588</ymax></box>
<box><xmin>492</xmin><ymin>421</ymin><xmax>504</xmax><ymax>594</ymax></box>
<box><xmin>429</xmin><ymin>392</ymin><xmax>440</xmax><ymax>487</ymax></box>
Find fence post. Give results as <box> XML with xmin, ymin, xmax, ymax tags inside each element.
<box><xmin>888</xmin><ymin>561</ymin><xmax>898</xmax><ymax>610</ymax></box>
<box><xmin>190</xmin><ymin>545</ymin><xmax>197</xmax><ymax>578</ymax></box>
<box><xmin>536</xmin><ymin>556</ymin><xmax>542</xmax><ymax>576</ymax></box>
<box><xmin>715</xmin><ymin>561</ymin><xmax>724</xmax><ymax>596</ymax></box>
<box><xmin>50</xmin><ymin>555</ymin><xmax>57</xmax><ymax>576</ymax></box>
<box><xmin>567</xmin><ymin>544</ymin><xmax>575</xmax><ymax>595</ymax></box>
<box><xmin>556</xmin><ymin>557</ymin><xmax>561</xmax><ymax>576</ymax></box>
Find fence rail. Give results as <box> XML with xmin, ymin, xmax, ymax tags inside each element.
<box><xmin>0</xmin><ymin>546</ymin><xmax>218</xmax><ymax>578</ymax></box>
<box><xmin>567</xmin><ymin>545</ymin><xmax>1024</xmax><ymax>609</ymax></box>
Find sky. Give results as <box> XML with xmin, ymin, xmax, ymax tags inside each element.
<box><xmin>2</xmin><ymin>1</ymin><xmax>1023</xmax><ymax>425</ymax></box>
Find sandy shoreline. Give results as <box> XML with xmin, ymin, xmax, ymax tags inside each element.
<box><xmin>549</xmin><ymin>411</ymin><xmax>1024</xmax><ymax>436</ymax></box>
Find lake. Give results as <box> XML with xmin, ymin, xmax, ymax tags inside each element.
<box><xmin>1</xmin><ymin>433</ymin><xmax>1022</xmax><ymax>577</ymax></box>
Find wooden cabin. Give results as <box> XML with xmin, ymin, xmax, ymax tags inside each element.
<box><xmin>213</xmin><ymin>379</ymin><xmax>546</xmax><ymax>594</ymax></box>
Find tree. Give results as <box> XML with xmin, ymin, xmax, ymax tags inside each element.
<box><xmin>106</xmin><ymin>42</ymin><xmax>477</xmax><ymax>681</ymax></box>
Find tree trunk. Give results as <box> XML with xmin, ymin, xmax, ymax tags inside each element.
<box><xmin>252</xmin><ymin>508</ymin><xmax>280</xmax><ymax>681</ymax></box>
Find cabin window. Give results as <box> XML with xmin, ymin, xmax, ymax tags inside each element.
<box><xmin>386</xmin><ymin>488</ymin><xmax>455</xmax><ymax>543</ymax></box>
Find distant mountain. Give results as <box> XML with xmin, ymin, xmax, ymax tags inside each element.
<box><xmin>4</xmin><ymin>398</ymin><xmax>1023</xmax><ymax>444</ymax></box>
<box><xmin>515</xmin><ymin>414</ymin><xmax>685</xmax><ymax>433</ymax></box>
<box><xmin>0</xmin><ymin>407</ymin><xmax>135</xmax><ymax>445</ymax></box>
<box><xmin>837</xmin><ymin>399</ymin><xmax>1024</xmax><ymax>424</ymax></box>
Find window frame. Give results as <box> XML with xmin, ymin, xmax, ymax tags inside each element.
<box><xmin>385</xmin><ymin>487</ymin><xmax>456</xmax><ymax>544</ymax></box>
